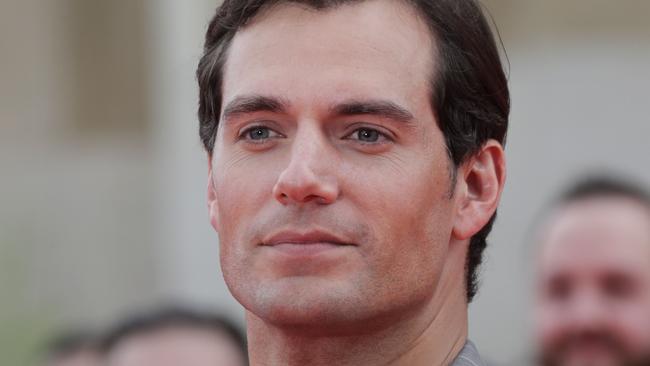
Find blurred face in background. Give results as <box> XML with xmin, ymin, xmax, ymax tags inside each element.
<box><xmin>535</xmin><ymin>197</ymin><xmax>650</xmax><ymax>366</ymax></box>
<box><xmin>105</xmin><ymin>326</ymin><xmax>246</xmax><ymax>366</ymax></box>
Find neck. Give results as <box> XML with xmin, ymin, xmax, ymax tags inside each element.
<box><xmin>246</xmin><ymin>254</ymin><xmax>469</xmax><ymax>366</ymax></box>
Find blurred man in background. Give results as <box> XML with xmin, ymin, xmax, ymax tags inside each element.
<box><xmin>42</xmin><ymin>331</ymin><xmax>102</xmax><ymax>366</ymax></box>
<box><xmin>101</xmin><ymin>307</ymin><xmax>247</xmax><ymax>366</ymax></box>
<box><xmin>534</xmin><ymin>177</ymin><xmax>650</xmax><ymax>366</ymax></box>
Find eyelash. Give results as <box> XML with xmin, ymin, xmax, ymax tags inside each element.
<box><xmin>238</xmin><ymin>125</ymin><xmax>283</xmax><ymax>142</ymax></box>
<box><xmin>237</xmin><ymin>124</ymin><xmax>394</xmax><ymax>146</ymax></box>
<box><xmin>344</xmin><ymin>126</ymin><xmax>393</xmax><ymax>144</ymax></box>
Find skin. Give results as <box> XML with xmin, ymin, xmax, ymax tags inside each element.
<box><xmin>104</xmin><ymin>327</ymin><xmax>246</xmax><ymax>366</ymax></box>
<box><xmin>207</xmin><ymin>0</ymin><xmax>506</xmax><ymax>364</ymax></box>
<box><xmin>535</xmin><ymin>197</ymin><xmax>650</xmax><ymax>366</ymax></box>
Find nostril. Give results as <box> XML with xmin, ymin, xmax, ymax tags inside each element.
<box><xmin>277</xmin><ymin>192</ymin><xmax>289</xmax><ymax>203</ymax></box>
<box><xmin>307</xmin><ymin>195</ymin><xmax>329</xmax><ymax>204</ymax></box>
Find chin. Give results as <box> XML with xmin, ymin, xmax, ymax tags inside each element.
<box><xmin>235</xmin><ymin>276</ymin><xmax>378</xmax><ymax>331</ymax></box>
<box><xmin>263</xmin><ymin>279</ymin><xmax>352</xmax><ymax>319</ymax></box>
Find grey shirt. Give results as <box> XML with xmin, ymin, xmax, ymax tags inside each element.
<box><xmin>450</xmin><ymin>340</ymin><xmax>487</xmax><ymax>366</ymax></box>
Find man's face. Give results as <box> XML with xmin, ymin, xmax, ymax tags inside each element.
<box><xmin>535</xmin><ymin>197</ymin><xmax>650</xmax><ymax>366</ymax></box>
<box><xmin>209</xmin><ymin>0</ymin><xmax>460</xmax><ymax>328</ymax></box>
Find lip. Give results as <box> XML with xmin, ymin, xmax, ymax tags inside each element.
<box><xmin>262</xmin><ymin>230</ymin><xmax>354</xmax><ymax>247</ymax></box>
<box><xmin>261</xmin><ymin>230</ymin><xmax>356</xmax><ymax>263</ymax></box>
<box><xmin>260</xmin><ymin>230</ymin><xmax>356</xmax><ymax>258</ymax></box>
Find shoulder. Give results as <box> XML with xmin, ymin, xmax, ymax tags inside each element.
<box><xmin>450</xmin><ymin>340</ymin><xmax>487</xmax><ymax>366</ymax></box>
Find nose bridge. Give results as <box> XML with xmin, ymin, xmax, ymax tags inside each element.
<box><xmin>289</xmin><ymin>122</ymin><xmax>326</xmax><ymax>169</ymax></box>
<box><xmin>273</xmin><ymin>121</ymin><xmax>339</xmax><ymax>204</ymax></box>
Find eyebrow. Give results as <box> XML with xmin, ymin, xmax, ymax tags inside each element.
<box><xmin>331</xmin><ymin>99</ymin><xmax>415</xmax><ymax>124</ymax></box>
<box><xmin>221</xmin><ymin>95</ymin><xmax>290</xmax><ymax>123</ymax></box>
<box><xmin>221</xmin><ymin>95</ymin><xmax>415</xmax><ymax>125</ymax></box>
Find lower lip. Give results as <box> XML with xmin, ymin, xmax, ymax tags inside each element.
<box><xmin>265</xmin><ymin>242</ymin><xmax>349</xmax><ymax>256</ymax></box>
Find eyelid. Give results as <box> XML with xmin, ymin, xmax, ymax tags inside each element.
<box><xmin>343</xmin><ymin>124</ymin><xmax>395</xmax><ymax>142</ymax></box>
<box><xmin>237</xmin><ymin>122</ymin><xmax>284</xmax><ymax>139</ymax></box>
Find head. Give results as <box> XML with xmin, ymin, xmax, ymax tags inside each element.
<box><xmin>101</xmin><ymin>307</ymin><xmax>247</xmax><ymax>366</ymax></box>
<box><xmin>534</xmin><ymin>177</ymin><xmax>650</xmax><ymax>366</ymax></box>
<box><xmin>199</xmin><ymin>0</ymin><xmax>508</xmax><ymax>331</ymax></box>
<box><xmin>43</xmin><ymin>331</ymin><xmax>102</xmax><ymax>366</ymax></box>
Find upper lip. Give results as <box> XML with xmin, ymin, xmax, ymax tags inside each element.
<box><xmin>262</xmin><ymin>230</ymin><xmax>354</xmax><ymax>246</ymax></box>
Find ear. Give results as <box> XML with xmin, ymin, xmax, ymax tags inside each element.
<box><xmin>207</xmin><ymin>155</ymin><xmax>220</xmax><ymax>233</ymax></box>
<box><xmin>452</xmin><ymin>140</ymin><xmax>506</xmax><ymax>240</ymax></box>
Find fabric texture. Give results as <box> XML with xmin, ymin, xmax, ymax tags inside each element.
<box><xmin>450</xmin><ymin>340</ymin><xmax>487</xmax><ymax>366</ymax></box>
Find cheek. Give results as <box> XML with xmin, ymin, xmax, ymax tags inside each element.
<box><xmin>214</xmin><ymin>168</ymin><xmax>272</xmax><ymax>297</ymax></box>
<box><xmin>213</xmin><ymin>157</ymin><xmax>278</xmax><ymax>251</ymax></box>
<box><xmin>537</xmin><ymin>314</ymin><xmax>563</xmax><ymax>347</ymax></box>
<box><xmin>534</xmin><ymin>300</ymin><xmax>569</xmax><ymax>346</ymax></box>
<box><xmin>610</xmin><ymin>296</ymin><xmax>650</xmax><ymax>350</ymax></box>
<box><xmin>344</xmin><ymin>152</ymin><xmax>453</xmax><ymax>278</ymax></box>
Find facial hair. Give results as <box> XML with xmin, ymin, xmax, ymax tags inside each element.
<box><xmin>538</xmin><ymin>330</ymin><xmax>650</xmax><ymax>366</ymax></box>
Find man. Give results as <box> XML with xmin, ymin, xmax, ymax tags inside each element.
<box><xmin>101</xmin><ymin>307</ymin><xmax>247</xmax><ymax>366</ymax></box>
<box><xmin>43</xmin><ymin>331</ymin><xmax>102</xmax><ymax>366</ymax></box>
<box><xmin>197</xmin><ymin>0</ymin><xmax>509</xmax><ymax>364</ymax></box>
<box><xmin>534</xmin><ymin>177</ymin><xmax>650</xmax><ymax>366</ymax></box>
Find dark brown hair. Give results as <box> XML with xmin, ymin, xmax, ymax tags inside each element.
<box><xmin>197</xmin><ymin>0</ymin><xmax>510</xmax><ymax>302</ymax></box>
<box><xmin>559</xmin><ymin>175</ymin><xmax>650</xmax><ymax>207</ymax></box>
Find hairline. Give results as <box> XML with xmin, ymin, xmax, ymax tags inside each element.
<box><xmin>555</xmin><ymin>194</ymin><xmax>650</xmax><ymax>227</ymax></box>
<box><xmin>207</xmin><ymin>0</ymin><xmax>448</xmax><ymax>153</ymax></box>
<box><xmin>210</xmin><ymin>0</ymin><xmax>461</xmax><ymax>191</ymax></box>
<box><xmin>532</xmin><ymin>179</ymin><xmax>650</xmax><ymax>260</ymax></box>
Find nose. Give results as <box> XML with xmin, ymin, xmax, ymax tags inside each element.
<box><xmin>272</xmin><ymin>130</ymin><xmax>340</xmax><ymax>206</ymax></box>
<box><xmin>568</xmin><ymin>288</ymin><xmax>608</xmax><ymax>332</ymax></box>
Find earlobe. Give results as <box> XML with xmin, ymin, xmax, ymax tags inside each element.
<box><xmin>207</xmin><ymin>157</ymin><xmax>220</xmax><ymax>233</ymax></box>
<box><xmin>451</xmin><ymin>140</ymin><xmax>506</xmax><ymax>240</ymax></box>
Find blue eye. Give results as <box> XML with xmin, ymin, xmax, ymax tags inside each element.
<box><xmin>346</xmin><ymin>127</ymin><xmax>390</xmax><ymax>144</ymax></box>
<box><xmin>248</xmin><ymin>127</ymin><xmax>270</xmax><ymax>140</ymax></box>
<box><xmin>356</xmin><ymin>128</ymin><xmax>380</xmax><ymax>142</ymax></box>
<box><xmin>241</xmin><ymin>126</ymin><xmax>283</xmax><ymax>142</ymax></box>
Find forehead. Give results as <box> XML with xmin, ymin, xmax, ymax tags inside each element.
<box><xmin>222</xmin><ymin>0</ymin><xmax>435</xmax><ymax>110</ymax></box>
<box><xmin>110</xmin><ymin>327</ymin><xmax>241</xmax><ymax>365</ymax></box>
<box><xmin>538</xmin><ymin>197</ymin><xmax>650</xmax><ymax>276</ymax></box>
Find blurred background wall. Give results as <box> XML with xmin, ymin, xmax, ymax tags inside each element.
<box><xmin>1</xmin><ymin>0</ymin><xmax>648</xmax><ymax>364</ymax></box>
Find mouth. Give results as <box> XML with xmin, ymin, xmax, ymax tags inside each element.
<box><xmin>261</xmin><ymin>230</ymin><xmax>355</xmax><ymax>255</ymax></box>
